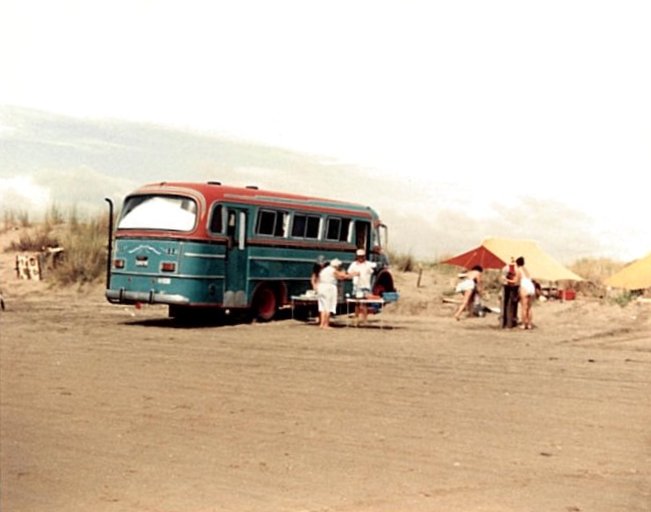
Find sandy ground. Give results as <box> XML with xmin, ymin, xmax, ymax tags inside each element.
<box><xmin>1</xmin><ymin>232</ymin><xmax>650</xmax><ymax>512</ymax></box>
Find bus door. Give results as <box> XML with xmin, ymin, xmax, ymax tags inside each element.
<box><xmin>354</xmin><ymin>220</ymin><xmax>371</xmax><ymax>251</ymax></box>
<box><xmin>224</xmin><ymin>207</ymin><xmax>248</xmax><ymax>307</ymax></box>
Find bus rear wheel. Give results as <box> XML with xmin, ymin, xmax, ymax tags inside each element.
<box><xmin>252</xmin><ymin>286</ymin><xmax>277</xmax><ymax>322</ymax></box>
<box><xmin>373</xmin><ymin>270</ymin><xmax>395</xmax><ymax>296</ymax></box>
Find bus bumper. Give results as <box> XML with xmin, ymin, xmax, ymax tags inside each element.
<box><xmin>105</xmin><ymin>289</ymin><xmax>190</xmax><ymax>306</ymax></box>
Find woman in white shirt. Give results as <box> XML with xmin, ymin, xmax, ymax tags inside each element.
<box><xmin>317</xmin><ymin>258</ymin><xmax>348</xmax><ymax>329</ymax></box>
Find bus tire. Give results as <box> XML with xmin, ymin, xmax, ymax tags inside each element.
<box><xmin>373</xmin><ymin>270</ymin><xmax>395</xmax><ymax>296</ymax></box>
<box><xmin>252</xmin><ymin>285</ymin><xmax>277</xmax><ymax>322</ymax></box>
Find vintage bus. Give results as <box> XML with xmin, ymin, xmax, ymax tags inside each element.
<box><xmin>105</xmin><ymin>181</ymin><xmax>396</xmax><ymax>320</ymax></box>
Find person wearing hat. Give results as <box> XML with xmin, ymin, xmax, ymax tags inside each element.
<box><xmin>316</xmin><ymin>258</ymin><xmax>348</xmax><ymax>329</ymax></box>
<box><xmin>347</xmin><ymin>249</ymin><xmax>378</xmax><ymax>324</ymax></box>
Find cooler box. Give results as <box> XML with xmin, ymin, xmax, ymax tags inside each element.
<box><xmin>558</xmin><ymin>289</ymin><xmax>576</xmax><ymax>300</ymax></box>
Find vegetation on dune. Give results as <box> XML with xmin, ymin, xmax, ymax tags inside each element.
<box><xmin>2</xmin><ymin>205</ymin><xmax>109</xmax><ymax>285</ymax></box>
<box><xmin>0</xmin><ymin>209</ymin><xmax>645</xmax><ymax>303</ymax></box>
<box><xmin>387</xmin><ymin>250</ymin><xmax>416</xmax><ymax>273</ymax></box>
<box><xmin>7</xmin><ymin>228</ymin><xmax>61</xmax><ymax>253</ymax></box>
<box><xmin>3</xmin><ymin>209</ymin><xmax>32</xmax><ymax>230</ymax></box>
<box><xmin>53</xmin><ymin>216</ymin><xmax>108</xmax><ymax>285</ymax></box>
<box><xmin>568</xmin><ymin>258</ymin><xmax>643</xmax><ymax>305</ymax></box>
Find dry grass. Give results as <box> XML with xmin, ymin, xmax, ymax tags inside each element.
<box><xmin>2</xmin><ymin>207</ymin><xmax>109</xmax><ymax>286</ymax></box>
<box><xmin>52</xmin><ymin>215</ymin><xmax>109</xmax><ymax>285</ymax></box>
<box><xmin>387</xmin><ymin>250</ymin><xmax>417</xmax><ymax>272</ymax></box>
<box><xmin>5</xmin><ymin>228</ymin><xmax>61</xmax><ymax>253</ymax></box>
<box><xmin>2</xmin><ymin>209</ymin><xmax>31</xmax><ymax>230</ymax></box>
<box><xmin>568</xmin><ymin>257</ymin><xmax>628</xmax><ymax>300</ymax></box>
<box><xmin>570</xmin><ymin>257</ymin><xmax>625</xmax><ymax>284</ymax></box>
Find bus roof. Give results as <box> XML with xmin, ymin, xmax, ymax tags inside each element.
<box><xmin>132</xmin><ymin>181</ymin><xmax>379</xmax><ymax>219</ymax></box>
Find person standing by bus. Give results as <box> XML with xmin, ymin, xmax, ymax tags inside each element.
<box><xmin>347</xmin><ymin>249</ymin><xmax>378</xmax><ymax>324</ymax></box>
<box><xmin>317</xmin><ymin>258</ymin><xmax>347</xmax><ymax>329</ymax></box>
<box><xmin>310</xmin><ymin>257</ymin><xmax>326</xmax><ymax>291</ymax></box>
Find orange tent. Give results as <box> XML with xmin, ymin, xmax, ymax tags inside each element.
<box><xmin>443</xmin><ymin>238</ymin><xmax>584</xmax><ymax>282</ymax></box>
<box><xmin>442</xmin><ymin>244</ymin><xmax>505</xmax><ymax>270</ymax></box>
<box><xmin>604</xmin><ymin>252</ymin><xmax>651</xmax><ymax>290</ymax></box>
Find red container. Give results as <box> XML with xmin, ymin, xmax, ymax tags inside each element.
<box><xmin>558</xmin><ymin>289</ymin><xmax>576</xmax><ymax>300</ymax></box>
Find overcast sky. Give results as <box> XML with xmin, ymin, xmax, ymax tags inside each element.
<box><xmin>1</xmin><ymin>1</ymin><xmax>650</xmax><ymax>262</ymax></box>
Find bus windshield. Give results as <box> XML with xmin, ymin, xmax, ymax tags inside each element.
<box><xmin>118</xmin><ymin>195</ymin><xmax>197</xmax><ymax>231</ymax></box>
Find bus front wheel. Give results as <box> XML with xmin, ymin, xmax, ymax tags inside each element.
<box><xmin>252</xmin><ymin>286</ymin><xmax>277</xmax><ymax>322</ymax></box>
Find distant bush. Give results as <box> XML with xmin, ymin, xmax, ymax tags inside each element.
<box><xmin>52</xmin><ymin>215</ymin><xmax>108</xmax><ymax>285</ymax></box>
<box><xmin>7</xmin><ymin>228</ymin><xmax>60</xmax><ymax>252</ymax></box>
<box><xmin>609</xmin><ymin>290</ymin><xmax>639</xmax><ymax>308</ymax></box>
<box><xmin>388</xmin><ymin>251</ymin><xmax>416</xmax><ymax>272</ymax></box>
<box><xmin>570</xmin><ymin>257</ymin><xmax>627</xmax><ymax>299</ymax></box>
<box><xmin>429</xmin><ymin>260</ymin><xmax>460</xmax><ymax>274</ymax></box>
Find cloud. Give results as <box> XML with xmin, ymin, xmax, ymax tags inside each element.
<box><xmin>381</xmin><ymin>197</ymin><xmax>606</xmax><ymax>264</ymax></box>
<box><xmin>0</xmin><ymin>175</ymin><xmax>50</xmax><ymax>212</ymax></box>
<box><xmin>33</xmin><ymin>167</ymin><xmax>137</xmax><ymax>214</ymax></box>
<box><xmin>0</xmin><ymin>106</ymin><xmax>637</xmax><ymax>263</ymax></box>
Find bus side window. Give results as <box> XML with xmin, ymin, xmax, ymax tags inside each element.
<box><xmin>326</xmin><ymin>218</ymin><xmax>341</xmax><ymax>241</ymax></box>
<box><xmin>256</xmin><ymin>210</ymin><xmax>286</xmax><ymax>237</ymax></box>
<box><xmin>209</xmin><ymin>204</ymin><xmax>223</xmax><ymax>234</ymax></box>
<box><xmin>292</xmin><ymin>213</ymin><xmax>321</xmax><ymax>239</ymax></box>
<box><xmin>291</xmin><ymin>214</ymin><xmax>306</xmax><ymax>237</ymax></box>
<box><xmin>326</xmin><ymin>217</ymin><xmax>352</xmax><ymax>242</ymax></box>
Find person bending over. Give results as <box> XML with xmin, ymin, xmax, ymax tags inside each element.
<box><xmin>453</xmin><ymin>265</ymin><xmax>483</xmax><ymax>321</ymax></box>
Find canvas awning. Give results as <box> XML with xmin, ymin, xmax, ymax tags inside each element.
<box><xmin>604</xmin><ymin>252</ymin><xmax>651</xmax><ymax>290</ymax></box>
<box><xmin>443</xmin><ymin>238</ymin><xmax>584</xmax><ymax>282</ymax></box>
